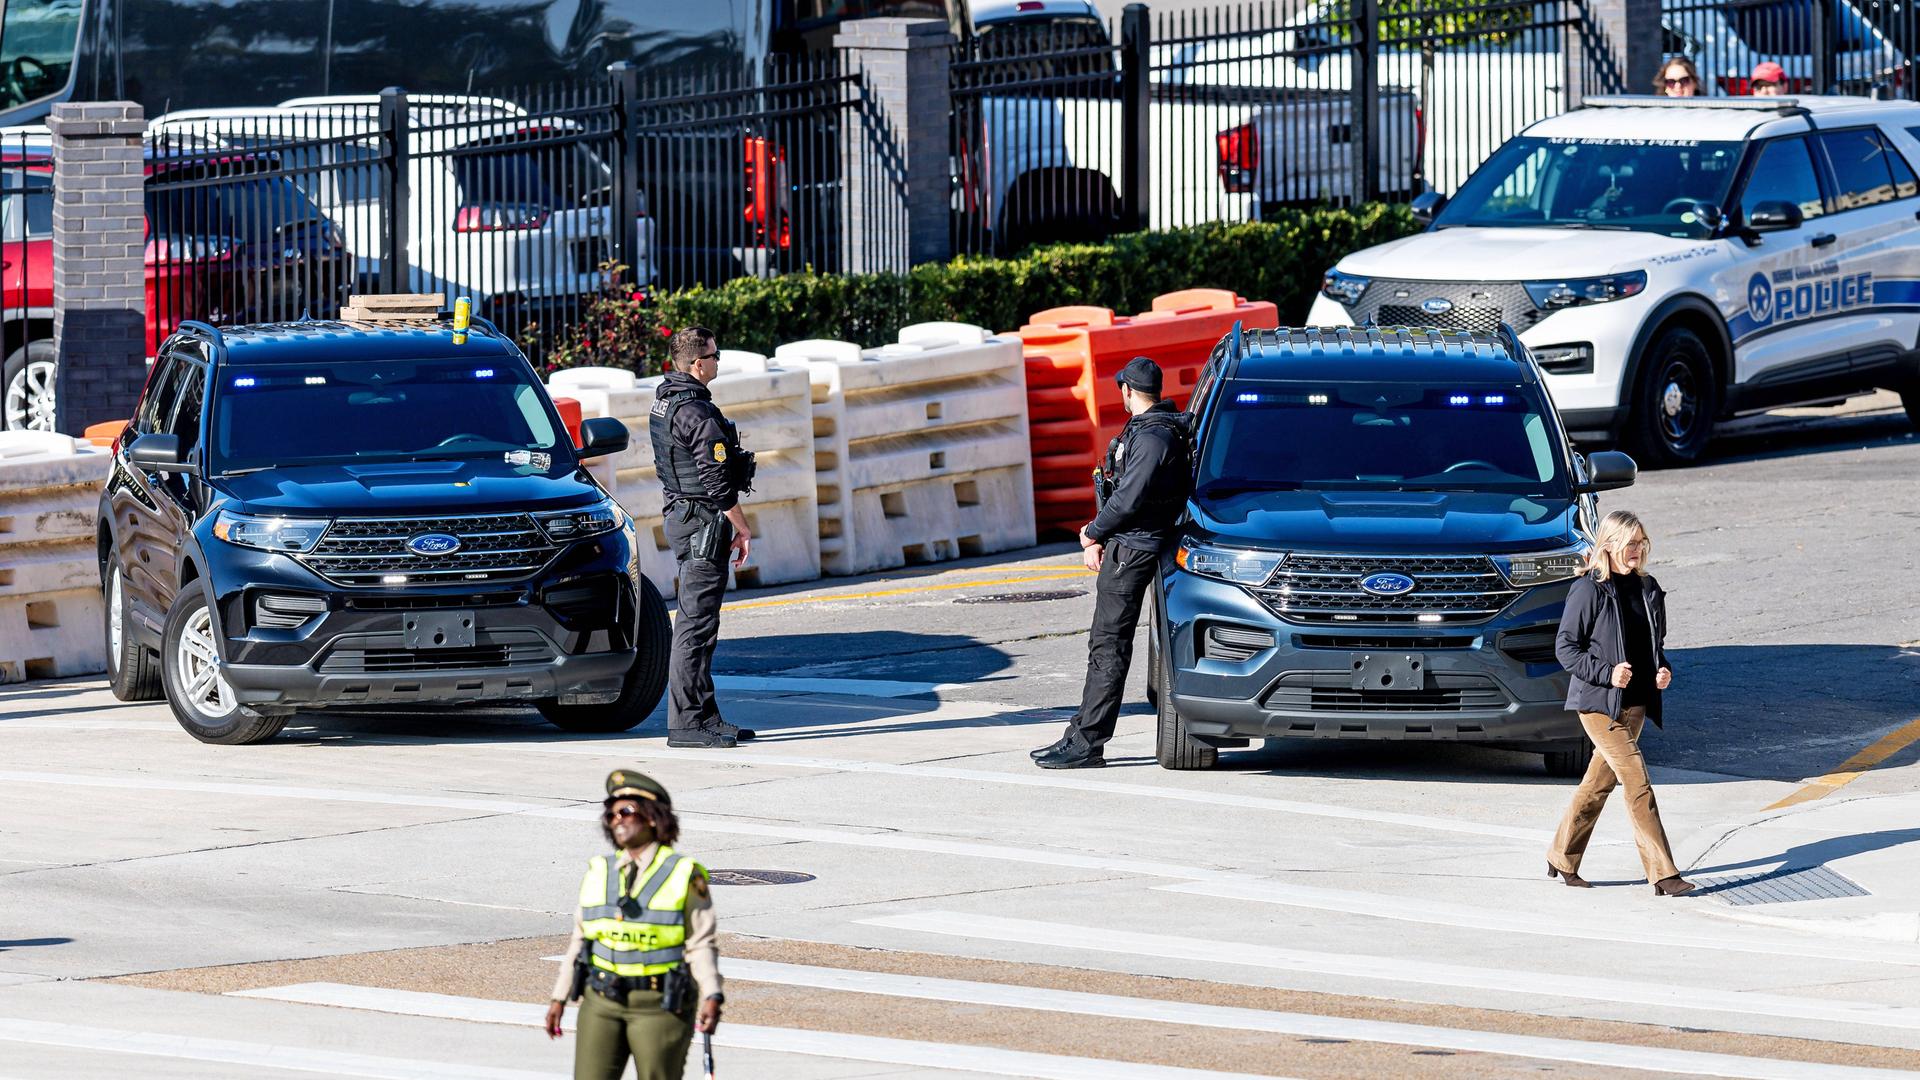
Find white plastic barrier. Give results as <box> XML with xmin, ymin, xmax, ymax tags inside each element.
<box><xmin>549</xmin><ymin>352</ymin><xmax>819</xmax><ymax>596</ymax></box>
<box><xmin>0</xmin><ymin>432</ymin><xmax>112</xmax><ymax>683</ymax></box>
<box><xmin>776</xmin><ymin>323</ymin><xmax>1034</xmax><ymax>577</ymax></box>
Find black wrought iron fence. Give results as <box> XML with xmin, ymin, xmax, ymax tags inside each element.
<box><xmin>951</xmin><ymin>15</ymin><xmax>1131</xmax><ymax>256</ymax></box>
<box><xmin>0</xmin><ymin>128</ymin><xmax>54</xmax><ymax>431</ymax></box>
<box><xmin>1664</xmin><ymin>0</ymin><xmax>1912</xmax><ymax>98</ymax></box>
<box><xmin>134</xmin><ymin>58</ymin><xmax>862</xmax><ymax>367</ymax></box>
<box><xmin>953</xmin><ymin>0</ymin><xmax>1611</xmax><ymax>254</ymax></box>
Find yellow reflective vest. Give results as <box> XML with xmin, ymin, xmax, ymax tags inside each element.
<box><xmin>577</xmin><ymin>846</ymin><xmax>705</xmax><ymax>977</ymax></box>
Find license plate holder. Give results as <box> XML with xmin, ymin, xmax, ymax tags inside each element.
<box><xmin>1349</xmin><ymin>651</ymin><xmax>1424</xmax><ymax>691</ymax></box>
<box><xmin>404</xmin><ymin>611</ymin><xmax>475</xmax><ymax>649</ymax></box>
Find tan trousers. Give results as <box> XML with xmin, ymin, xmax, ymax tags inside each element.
<box><xmin>1547</xmin><ymin>707</ymin><xmax>1682</xmax><ymax>883</ymax></box>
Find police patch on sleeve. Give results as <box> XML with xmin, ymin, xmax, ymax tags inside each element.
<box><xmin>712</xmin><ymin>442</ymin><xmax>728</xmax><ymax>463</ymax></box>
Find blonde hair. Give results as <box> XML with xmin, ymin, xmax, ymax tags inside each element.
<box><xmin>1586</xmin><ymin>510</ymin><xmax>1650</xmax><ymax>581</ymax></box>
<box><xmin>1654</xmin><ymin>56</ymin><xmax>1699</xmax><ymax>95</ymax></box>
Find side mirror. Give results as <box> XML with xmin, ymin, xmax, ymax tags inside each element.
<box><xmin>127</xmin><ymin>432</ymin><xmax>195</xmax><ymax>475</ymax></box>
<box><xmin>576</xmin><ymin>417</ymin><xmax>629</xmax><ymax>460</ymax></box>
<box><xmin>1410</xmin><ymin>189</ymin><xmax>1448</xmax><ymax>225</ymax></box>
<box><xmin>1579</xmin><ymin>449</ymin><xmax>1637</xmax><ymax>493</ymax></box>
<box><xmin>1747</xmin><ymin>199</ymin><xmax>1804</xmax><ymax>232</ymax></box>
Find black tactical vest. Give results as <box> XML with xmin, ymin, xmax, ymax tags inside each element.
<box><xmin>650</xmin><ymin>389</ymin><xmax>711</xmax><ymax>501</ymax></box>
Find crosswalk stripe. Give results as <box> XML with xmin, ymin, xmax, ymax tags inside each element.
<box><xmin>0</xmin><ymin>1017</ymin><xmax>559</xmax><ymax>1080</ymax></box>
<box><xmin>862</xmin><ymin>911</ymin><xmax>1920</xmax><ymax>1033</ymax></box>
<box><xmin>509</xmin><ymin>744</ymin><xmax>1557</xmax><ymax>842</ymax></box>
<box><xmin>1154</xmin><ymin>878</ymin><xmax>1920</xmax><ymax>968</ymax></box>
<box><xmin>229</xmin><ymin>983</ymin><xmax>1290</xmax><ymax>1080</ymax></box>
<box><xmin>723</xmin><ymin>958</ymin><xmax>1917</xmax><ymax>1080</ymax></box>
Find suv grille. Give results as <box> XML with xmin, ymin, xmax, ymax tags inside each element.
<box><xmin>1265</xmin><ymin>672</ymin><xmax>1509</xmax><ymax>713</ymax></box>
<box><xmin>1251</xmin><ymin>553</ymin><xmax>1519</xmax><ymax>625</ymax></box>
<box><xmin>301</xmin><ymin>514</ymin><xmax>560</xmax><ymax>587</ymax></box>
<box><xmin>1351</xmin><ymin>280</ymin><xmax>1543</xmax><ymax>334</ymax></box>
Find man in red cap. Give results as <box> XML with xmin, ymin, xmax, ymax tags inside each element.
<box><xmin>1750</xmin><ymin>61</ymin><xmax>1787</xmax><ymax>96</ymax></box>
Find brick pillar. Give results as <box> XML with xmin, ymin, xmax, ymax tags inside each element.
<box><xmin>47</xmin><ymin>102</ymin><xmax>148</xmax><ymax>436</ymax></box>
<box><xmin>835</xmin><ymin>18</ymin><xmax>954</xmax><ymax>273</ymax></box>
<box><xmin>1579</xmin><ymin>0</ymin><xmax>1662</xmax><ymax>100</ymax></box>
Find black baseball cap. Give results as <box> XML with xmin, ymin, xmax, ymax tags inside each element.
<box><xmin>1115</xmin><ymin>356</ymin><xmax>1163</xmax><ymax>397</ymax></box>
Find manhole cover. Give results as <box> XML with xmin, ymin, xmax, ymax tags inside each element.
<box><xmin>955</xmin><ymin>589</ymin><xmax>1086</xmax><ymax>604</ymax></box>
<box><xmin>707</xmin><ymin>869</ymin><xmax>816</xmax><ymax>886</ymax></box>
<box><xmin>1690</xmin><ymin>864</ymin><xmax>1869</xmax><ymax>906</ymax></box>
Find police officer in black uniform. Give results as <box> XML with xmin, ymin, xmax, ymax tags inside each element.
<box><xmin>1034</xmin><ymin>356</ymin><xmax>1192</xmax><ymax>769</ymax></box>
<box><xmin>652</xmin><ymin>327</ymin><xmax>757</xmax><ymax>749</ymax></box>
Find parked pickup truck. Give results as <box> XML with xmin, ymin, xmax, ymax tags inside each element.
<box><xmin>957</xmin><ymin>0</ymin><xmax>1413</xmax><ymax>250</ymax></box>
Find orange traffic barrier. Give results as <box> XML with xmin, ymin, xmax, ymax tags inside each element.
<box><xmin>551</xmin><ymin>396</ymin><xmax>584</xmax><ymax>448</ymax></box>
<box><xmin>83</xmin><ymin>420</ymin><xmax>127</xmax><ymax>448</ymax></box>
<box><xmin>1011</xmin><ymin>289</ymin><xmax>1278</xmax><ymax>534</ymax></box>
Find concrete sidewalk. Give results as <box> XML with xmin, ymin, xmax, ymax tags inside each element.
<box><xmin>1679</xmin><ymin>791</ymin><xmax>1920</xmax><ymax>943</ymax></box>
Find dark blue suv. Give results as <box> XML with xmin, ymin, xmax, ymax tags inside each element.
<box><xmin>97</xmin><ymin>316</ymin><xmax>669</xmax><ymax>744</ymax></box>
<box><xmin>1151</xmin><ymin>325</ymin><xmax>1638</xmax><ymax>776</ymax></box>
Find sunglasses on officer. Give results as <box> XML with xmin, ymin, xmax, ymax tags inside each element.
<box><xmin>603</xmin><ymin>804</ymin><xmax>646</xmax><ymax>821</ymax></box>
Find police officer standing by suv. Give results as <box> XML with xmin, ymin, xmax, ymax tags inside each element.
<box><xmin>1033</xmin><ymin>357</ymin><xmax>1192</xmax><ymax>769</ymax></box>
<box><xmin>653</xmin><ymin>328</ymin><xmax>756</xmax><ymax>749</ymax></box>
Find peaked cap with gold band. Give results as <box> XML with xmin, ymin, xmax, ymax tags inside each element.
<box><xmin>604</xmin><ymin>769</ymin><xmax>672</xmax><ymax>807</ymax></box>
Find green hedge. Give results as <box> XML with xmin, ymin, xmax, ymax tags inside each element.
<box><xmin>553</xmin><ymin>204</ymin><xmax>1418</xmax><ymax>373</ymax></box>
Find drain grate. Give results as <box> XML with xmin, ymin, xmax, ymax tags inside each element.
<box><xmin>1690</xmin><ymin>864</ymin><xmax>1869</xmax><ymax>906</ymax></box>
<box><xmin>955</xmin><ymin>589</ymin><xmax>1086</xmax><ymax>604</ymax></box>
<box><xmin>707</xmin><ymin>869</ymin><xmax>816</xmax><ymax>886</ymax></box>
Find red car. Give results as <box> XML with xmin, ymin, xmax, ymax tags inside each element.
<box><xmin>2</xmin><ymin>139</ymin><xmax>350</xmax><ymax>431</ymax></box>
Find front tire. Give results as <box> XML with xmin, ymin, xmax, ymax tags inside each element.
<box><xmin>1543</xmin><ymin>740</ymin><xmax>1594</xmax><ymax>779</ymax></box>
<box><xmin>1625</xmin><ymin>327</ymin><xmax>1717</xmax><ymax>468</ymax></box>
<box><xmin>104</xmin><ymin>563</ymin><xmax>162</xmax><ymax>701</ymax></box>
<box><xmin>161</xmin><ymin>586</ymin><xmax>285</xmax><ymax>744</ymax></box>
<box><xmin>1153</xmin><ymin>631</ymin><xmax>1216</xmax><ymax>771</ymax></box>
<box><xmin>538</xmin><ymin>575</ymin><xmax>671</xmax><ymax>733</ymax></box>
<box><xmin>3</xmin><ymin>339</ymin><xmax>57</xmax><ymax>432</ymax></box>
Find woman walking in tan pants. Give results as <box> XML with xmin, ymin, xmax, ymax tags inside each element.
<box><xmin>1547</xmin><ymin>510</ymin><xmax>1696</xmax><ymax>897</ymax></box>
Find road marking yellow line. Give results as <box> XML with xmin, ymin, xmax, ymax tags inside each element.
<box><xmin>724</xmin><ymin>570</ymin><xmax>1094</xmax><ymax>612</ymax></box>
<box><xmin>1765</xmin><ymin>715</ymin><xmax>1920</xmax><ymax>810</ymax></box>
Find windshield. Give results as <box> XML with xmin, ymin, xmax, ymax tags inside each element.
<box><xmin>212</xmin><ymin>359</ymin><xmax>567</xmax><ymax>473</ymax></box>
<box><xmin>145</xmin><ymin>174</ymin><xmax>327</xmax><ymax>247</ymax></box>
<box><xmin>1436</xmin><ymin>136</ymin><xmax>1742</xmax><ymax>239</ymax></box>
<box><xmin>1197</xmin><ymin>383</ymin><xmax>1567</xmax><ymax>497</ymax></box>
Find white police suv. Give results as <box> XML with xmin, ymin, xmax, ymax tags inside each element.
<box><xmin>1308</xmin><ymin>95</ymin><xmax>1920</xmax><ymax>466</ymax></box>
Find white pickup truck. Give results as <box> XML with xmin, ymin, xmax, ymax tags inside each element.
<box><xmin>958</xmin><ymin>0</ymin><xmax>1415</xmax><ymax>249</ymax></box>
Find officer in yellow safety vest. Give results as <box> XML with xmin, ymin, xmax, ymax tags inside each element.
<box><xmin>545</xmin><ymin>770</ymin><xmax>724</xmax><ymax>1080</ymax></box>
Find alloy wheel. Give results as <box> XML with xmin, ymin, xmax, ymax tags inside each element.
<box><xmin>4</xmin><ymin>356</ymin><xmax>57</xmax><ymax>432</ymax></box>
<box><xmin>174</xmin><ymin>605</ymin><xmax>237</xmax><ymax>719</ymax></box>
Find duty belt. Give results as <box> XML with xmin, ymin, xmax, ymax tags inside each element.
<box><xmin>586</xmin><ymin>966</ymin><xmax>674</xmax><ymax>999</ymax></box>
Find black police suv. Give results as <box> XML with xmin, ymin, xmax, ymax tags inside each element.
<box><xmin>1151</xmin><ymin>325</ymin><xmax>1638</xmax><ymax>776</ymax></box>
<box><xmin>97</xmin><ymin>317</ymin><xmax>670</xmax><ymax>744</ymax></box>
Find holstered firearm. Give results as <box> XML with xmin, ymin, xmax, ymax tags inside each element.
<box><xmin>1092</xmin><ymin>435</ymin><xmax>1119</xmax><ymax>510</ymax></box>
<box><xmin>675</xmin><ymin>500</ymin><xmax>729</xmax><ymax>563</ymax></box>
<box><xmin>568</xmin><ymin>948</ymin><xmax>590</xmax><ymax>1003</ymax></box>
<box><xmin>659</xmin><ymin>964</ymin><xmax>696</xmax><ymax>1016</ymax></box>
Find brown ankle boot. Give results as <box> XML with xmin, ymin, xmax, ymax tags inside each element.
<box><xmin>1653</xmin><ymin>876</ymin><xmax>1697</xmax><ymax>897</ymax></box>
<box><xmin>1548</xmin><ymin>862</ymin><xmax>1593</xmax><ymax>889</ymax></box>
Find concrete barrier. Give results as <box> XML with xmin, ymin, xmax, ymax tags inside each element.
<box><xmin>777</xmin><ymin>324</ymin><xmax>1034</xmax><ymax>577</ymax></box>
<box><xmin>0</xmin><ymin>432</ymin><xmax>112</xmax><ymax>683</ymax></box>
<box><xmin>550</xmin><ymin>352</ymin><xmax>819</xmax><ymax>596</ymax></box>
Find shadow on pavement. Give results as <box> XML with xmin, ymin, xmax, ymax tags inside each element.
<box><xmin>1697</xmin><ymin>409</ymin><xmax>1913</xmax><ymax>466</ymax></box>
<box><xmin>718</xmin><ymin>630</ymin><xmax>1018</xmax><ymax>685</ymax></box>
<box><xmin>0</xmin><ymin>937</ymin><xmax>72</xmax><ymax>951</ymax></box>
<box><xmin>1199</xmin><ymin>643</ymin><xmax>1920</xmax><ymax>786</ymax></box>
<box><xmin>1691</xmin><ymin>827</ymin><xmax>1920</xmax><ymax>877</ymax></box>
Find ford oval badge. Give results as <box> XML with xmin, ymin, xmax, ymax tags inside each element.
<box><xmin>1419</xmin><ymin>297</ymin><xmax>1454</xmax><ymax>315</ymax></box>
<box><xmin>406</xmin><ymin>532</ymin><xmax>462</xmax><ymax>556</ymax></box>
<box><xmin>1358</xmin><ymin>571</ymin><xmax>1416</xmax><ymax>596</ymax></box>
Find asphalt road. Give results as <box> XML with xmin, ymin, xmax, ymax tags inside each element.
<box><xmin>1</xmin><ymin>398</ymin><xmax>1917</xmax><ymax>1079</ymax></box>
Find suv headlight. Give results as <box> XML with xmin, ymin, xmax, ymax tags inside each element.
<box><xmin>211</xmin><ymin>510</ymin><xmax>329</xmax><ymax>553</ymax></box>
<box><xmin>1523</xmin><ymin>271</ymin><xmax>1646</xmax><ymax>310</ymax></box>
<box><xmin>1492</xmin><ymin>542</ymin><xmax>1591</xmax><ymax>588</ymax></box>
<box><xmin>534</xmin><ymin>498</ymin><xmax>624</xmax><ymax>541</ymax></box>
<box><xmin>1319</xmin><ymin>268</ymin><xmax>1369</xmax><ymax>308</ymax></box>
<box><xmin>1176</xmin><ymin>540</ymin><xmax>1285</xmax><ymax>586</ymax></box>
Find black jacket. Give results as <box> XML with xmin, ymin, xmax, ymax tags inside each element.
<box><xmin>1084</xmin><ymin>401</ymin><xmax>1193</xmax><ymax>553</ymax></box>
<box><xmin>652</xmin><ymin>371</ymin><xmax>741</xmax><ymax>511</ymax></box>
<box><xmin>1555</xmin><ymin>570</ymin><xmax>1670</xmax><ymax>725</ymax></box>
